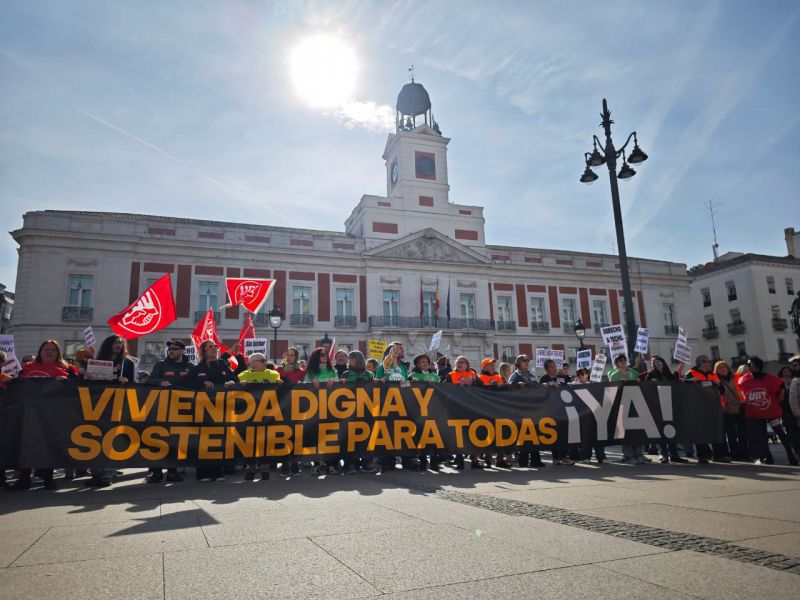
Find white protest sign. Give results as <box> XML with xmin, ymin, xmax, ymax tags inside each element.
<box><xmin>83</xmin><ymin>326</ymin><xmax>96</xmax><ymax>349</ymax></box>
<box><xmin>589</xmin><ymin>353</ymin><xmax>608</xmax><ymax>382</ymax></box>
<box><xmin>85</xmin><ymin>359</ymin><xmax>115</xmax><ymax>381</ymax></box>
<box><xmin>674</xmin><ymin>341</ymin><xmax>692</xmax><ymax>364</ymax></box>
<box><xmin>576</xmin><ymin>349</ymin><xmax>592</xmax><ymax>370</ymax></box>
<box><xmin>601</xmin><ymin>324</ymin><xmax>628</xmax><ymax>358</ymax></box>
<box><xmin>634</xmin><ymin>328</ymin><xmax>650</xmax><ymax>354</ymax></box>
<box><xmin>185</xmin><ymin>345</ymin><xmax>197</xmax><ymax>364</ymax></box>
<box><xmin>128</xmin><ymin>355</ymin><xmax>140</xmax><ymax>370</ymax></box>
<box><xmin>0</xmin><ymin>334</ymin><xmax>14</xmax><ymax>356</ymax></box>
<box><xmin>677</xmin><ymin>326</ymin><xmax>688</xmax><ymax>345</ymax></box>
<box><xmin>244</xmin><ymin>338</ymin><xmax>268</xmax><ymax>357</ymax></box>
<box><xmin>535</xmin><ymin>348</ymin><xmax>564</xmax><ymax>369</ymax></box>
<box><xmin>2</xmin><ymin>354</ymin><xmax>21</xmax><ymax>377</ymax></box>
<box><xmin>429</xmin><ymin>330</ymin><xmax>443</xmax><ymax>352</ymax></box>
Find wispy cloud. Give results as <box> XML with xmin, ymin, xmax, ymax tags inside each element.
<box><xmin>326</xmin><ymin>99</ymin><xmax>394</xmax><ymax>132</ymax></box>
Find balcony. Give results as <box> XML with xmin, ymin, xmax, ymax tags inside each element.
<box><xmin>664</xmin><ymin>325</ymin><xmax>679</xmax><ymax>335</ymax></box>
<box><xmin>334</xmin><ymin>315</ymin><xmax>357</xmax><ymax>328</ymax></box>
<box><xmin>367</xmin><ymin>316</ymin><xmax>494</xmax><ymax>331</ymax></box>
<box><xmin>290</xmin><ymin>313</ymin><xmax>314</xmax><ymax>327</ymax></box>
<box><xmin>727</xmin><ymin>293</ymin><xmax>738</xmax><ymax>302</ymax></box>
<box><xmin>702</xmin><ymin>326</ymin><xmax>719</xmax><ymax>339</ymax></box>
<box><xmin>531</xmin><ymin>321</ymin><xmax>550</xmax><ymax>333</ymax></box>
<box><xmin>195</xmin><ymin>310</ymin><xmax>220</xmax><ymax>322</ymax></box>
<box><xmin>772</xmin><ymin>317</ymin><xmax>788</xmax><ymax>331</ymax></box>
<box><xmin>594</xmin><ymin>322</ymin><xmax>609</xmax><ymax>334</ymax></box>
<box><xmin>562</xmin><ymin>321</ymin><xmax>577</xmax><ymax>332</ymax></box>
<box><xmin>727</xmin><ymin>321</ymin><xmax>746</xmax><ymax>335</ymax></box>
<box><xmin>496</xmin><ymin>320</ymin><xmax>517</xmax><ymax>331</ymax></box>
<box><xmin>62</xmin><ymin>306</ymin><xmax>93</xmax><ymax>321</ymax></box>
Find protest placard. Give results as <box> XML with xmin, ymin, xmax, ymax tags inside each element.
<box><xmin>535</xmin><ymin>348</ymin><xmax>564</xmax><ymax>369</ymax></box>
<box><xmin>128</xmin><ymin>355</ymin><xmax>140</xmax><ymax>370</ymax></box>
<box><xmin>83</xmin><ymin>326</ymin><xmax>96</xmax><ymax>349</ymax></box>
<box><xmin>0</xmin><ymin>334</ymin><xmax>14</xmax><ymax>356</ymax></box>
<box><xmin>600</xmin><ymin>324</ymin><xmax>628</xmax><ymax>358</ymax></box>
<box><xmin>185</xmin><ymin>345</ymin><xmax>196</xmax><ymax>364</ymax></box>
<box><xmin>368</xmin><ymin>339</ymin><xmax>387</xmax><ymax>359</ymax></box>
<box><xmin>589</xmin><ymin>353</ymin><xmax>608</xmax><ymax>382</ymax></box>
<box><xmin>1</xmin><ymin>354</ymin><xmax>20</xmax><ymax>377</ymax></box>
<box><xmin>85</xmin><ymin>359</ymin><xmax>115</xmax><ymax>381</ymax></box>
<box><xmin>677</xmin><ymin>326</ymin><xmax>688</xmax><ymax>345</ymax></box>
<box><xmin>576</xmin><ymin>349</ymin><xmax>592</xmax><ymax>370</ymax></box>
<box><xmin>429</xmin><ymin>330</ymin><xmax>443</xmax><ymax>352</ymax></box>
<box><xmin>244</xmin><ymin>338</ymin><xmax>268</xmax><ymax>357</ymax></box>
<box><xmin>674</xmin><ymin>341</ymin><xmax>692</xmax><ymax>364</ymax></box>
<box><xmin>634</xmin><ymin>328</ymin><xmax>650</xmax><ymax>354</ymax></box>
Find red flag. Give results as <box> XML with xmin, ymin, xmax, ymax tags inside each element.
<box><xmin>328</xmin><ymin>337</ymin><xmax>337</xmax><ymax>363</ymax></box>
<box><xmin>223</xmin><ymin>278</ymin><xmax>275</xmax><ymax>313</ymax></box>
<box><xmin>107</xmin><ymin>273</ymin><xmax>177</xmax><ymax>340</ymax></box>
<box><xmin>191</xmin><ymin>308</ymin><xmax>228</xmax><ymax>356</ymax></box>
<box><xmin>238</xmin><ymin>312</ymin><xmax>256</xmax><ymax>350</ymax></box>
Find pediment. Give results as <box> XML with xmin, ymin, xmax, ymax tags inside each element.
<box><xmin>364</xmin><ymin>229</ymin><xmax>491</xmax><ymax>264</ymax></box>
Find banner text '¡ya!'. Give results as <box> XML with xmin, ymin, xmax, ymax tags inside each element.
<box><xmin>77</xmin><ymin>385</ymin><xmax>436</xmax><ymax>424</ymax></box>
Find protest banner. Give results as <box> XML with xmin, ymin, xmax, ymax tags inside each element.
<box><xmin>0</xmin><ymin>379</ymin><xmax>724</xmax><ymax>468</ymax></box>
<box><xmin>0</xmin><ymin>334</ymin><xmax>14</xmax><ymax>355</ymax></box>
<box><xmin>84</xmin><ymin>359</ymin><xmax>115</xmax><ymax>381</ymax></box>
<box><xmin>83</xmin><ymin>326</ymin><xmax>96</xmax><ymax>349</ymax></box>
<box><xmin>674</xmin><ymin>341</ymin><xmax>692</xmax><ymax>364</ymax></box>
<box><xmin>244</xmin><ymin>338</ymin><xmax>268</xmax><ymax>357</ymax></box>
<box><xmin>589</xmin><ymin>353</ymin><xmax>608</xmax><ymax>382</ymax></box>
<box><xmin>601</xmin><ymin>324</ymin><xmax>628</xmax><ymax>358</ymax></box>
<box><xmin>368</xmin><ymin>339</ymin><xmax>387</xmax><ymax>359</ymax></box>
<box><xmin>535</xmin><ymin>348</ymin><xmax>564</xmax><ymax>369</ymax></box>
<box><xmin>678</xmin><ymin>326</ymin><xmax>688</xmax><ymax>345</ymax></box>
<box><xmin>429</xmin><ymin>330</ymin><xmax>443</xmax><ymax>352</ymax></box>
<box><xmin>576</xmin><ymin>349</ymin><xmax>592</xmax><ymax>370</ymax></box>
<box><xmin>634</xmin><ymin>328</ymin><xmax>650</xmax><ymax>354</ymax></box>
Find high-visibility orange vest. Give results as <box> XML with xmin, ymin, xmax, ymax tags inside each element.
<box><xmin>478</xmin><ymin>373</ymin><xmax>504</xmax><ymax>386</ymax></box>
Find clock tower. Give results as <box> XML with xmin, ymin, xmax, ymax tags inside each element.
<box><xmin>345</xmin><ymin>76</ymin><xmax>485</xmax><ymax>249</ymax></box>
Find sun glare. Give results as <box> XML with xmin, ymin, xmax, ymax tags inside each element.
<box><xmin>290</xmin><ymin>35</ymin><xmax>358</xmax><ymax>108</ymax></box>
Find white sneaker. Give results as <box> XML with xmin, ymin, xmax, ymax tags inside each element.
<box><xmin>199</xmin><ymin>477</ymin><xmax>212</xmax><ymax>483</ymax></box>
<box><xmin>214</xmin><ymin>476</ymin><xmax>225</xmax><ymax>482</ymax></box>
<box><xmin>552</xmin><ymin>459</ymin><xmax>563</xmax><ymax>465</ymax></box>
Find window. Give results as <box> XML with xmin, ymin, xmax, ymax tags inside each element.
<box><xmin>730</xmin><ymin>309</ymin><xmax>742</xmax><ymax>323</ymax></box>
<box><xmin>382</xmin><ymin>290</ymin><xmax>399</xmax><ymax>317</ymax></box>
<box><xmin>68</xmin><ymin>275</ymin><xmax>93</xmax><ymax>307</ymax></box>
<box><xmin>778</xmin><ymin>338</ymin><xmax>786</xmax><ymax>354</ymax></box>
<box><xmin>292</xmin><ymin>286</ymin><xmax>311</xmax><ymax>315</ymax></box>
<box><xmin>767</xmin><ymin>276</ymin><xmax>776</xmax><ymax>294</ymax></box>
<box><xmin>144</xmin><ymin>341</ymin><xmax>163</xmax><ymax>360</ymax></box>
<box><xmin>63</xmin><ymin>339</ymin><xmax>84</xmax><ymax>359</ymax></box>
<box><xmin>338</xmin><ymin>343</ymin><xmax>353</xmax><ymax>353</ymax></box>
<box><xmin>335</xmin><ymin>289</ymin><xmax>353</xmax><ymax>317</ymax></box>
<box><xmin>422</xmin><ymin>291</ymin><xmax>437</xmax><ymax>318</ymax></box>
<box><xmin>592</xmin><ymin>300</ymin><xmax>607</xmax><ymax>326</ymax></box>
<box><xmin>710</xmin><ymin>346</ymin><xmax>720</xmax><ymax>361</ymax></box>
<box><xmin>620</xmin><ymin>300</ymin><xmax>637</xmax><ymax>327</ymax></box>
<box><xmin>726</xmin><ymin>281</ymin><xmax>737</xmax><ymax>301</ymax></box>
<box><xmin>736</xmin><ymin>341</ymin><xmax>747</xmax><ymax>356</ymax></box>
<box><xmin>459</xmin><ymin>293</ymin><xmax>476</xmax><ymax>319</ymax></box>
<box><xmin>772</xmin><ymin>305</ymin><xmax>781</xmax><ymax>318</ymax></box>
<box><xmin>787</xmin><ymin>278</ymin><xmax>795</xmax><ymax>295</ymax></box>
<box><xmin>496</xmin><ymin>296</ymin><xmax>513</xmax><ymax>322</ymax></box>
<box><xmin>501</xmin><ymin>345</ymin><xmax>515</xmax><ymax>362</ymax></box>
<box><xmin>198</xmin><ymin>281</ymin><xmax>218</xmax><ymax>312</ymax></box>
<box><xmin>663</xmin><ymin>303</ymin><xmax>676</xmax><ymax>327</ymax></box>
<box><xmin>294</xmin><ymin>343</ymin><xmax>310</xmax><ymax>360</ymax></box>
<box><xmin>701</xmin><ymin>288</ymin><xmax>711</xmax><ymax>308</ymax></box>
<box><xmin>704</xmin><ymin>315</ymin><xmax>716</xmax><ymax>329</ymax></box>
<box><xmin>561</xmin><ymin>298</ymin><xmax>577</xmax><ymax>329</ymax></box>
<box><xmin>530</xmin><ymin>297</ymin><xmax>546</xmax><ymax>324</ymax></box>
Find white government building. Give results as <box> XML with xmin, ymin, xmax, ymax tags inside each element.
<box><xmin>689</xmin><ymin>227</ymin><xmax>800</xmax><ymax>367</ymax></box>
<box><xmin>9</xmin><ymin>80</ymin><xmax>697</xmax><ymax>369</ymax></box>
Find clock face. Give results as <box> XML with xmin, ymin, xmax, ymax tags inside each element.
<box><xmin>414</xmin><ymin>152</ymin><xmax>436</xmax><ymax>179</ymax></box>
<box><xmin>390</xmin><ymin>161</ymin><xmax>399</xmax><ymax>185</ymax></box>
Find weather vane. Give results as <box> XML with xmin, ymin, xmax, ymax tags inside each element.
<box><xmin>408</xmin><ymin>64</ymin><xmax>415</xmax><ymax>82</ymax></box>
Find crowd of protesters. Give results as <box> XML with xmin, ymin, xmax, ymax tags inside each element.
<box><xmin>1</xmin><ymin>335</ymin><xmax>799</xmax><ymax>491</ymax></box>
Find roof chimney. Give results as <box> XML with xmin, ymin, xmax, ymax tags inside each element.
<box><xmin>786</xmin><ymin>227</ymin><xmax>799</xmax><ymax>258</ymax></box>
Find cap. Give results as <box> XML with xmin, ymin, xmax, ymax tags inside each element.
<box><xmin>481</xmin><ymin>357</ymin><xmax>497</xmax><ymax>368</ymax></box>
<box><xmin>166</xmin><ymin>340</ymin><xmax>186</xmax><ymax>349</ymax></box>
<box><xmin>789</xmin><ymin>354</ymin><xmax>800</xmax><ymax>364</ymax></box>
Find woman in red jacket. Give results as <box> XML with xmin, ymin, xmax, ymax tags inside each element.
<box><xmin>738</xmin><ymin>356</ymin><xmax>790</xmax><ymax>465</ymax></box>
<box><xmin>10</xmin><ymin>340</ymin><xmax>77</xmax><ymax>490</ymax></box>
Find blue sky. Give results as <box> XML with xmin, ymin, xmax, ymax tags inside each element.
<box><xmin>1</xmin><ymin>0</ymin><xmax>799</xmax><ymax>291</ymax></box>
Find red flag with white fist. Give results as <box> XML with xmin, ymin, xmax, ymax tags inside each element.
<box><xmin>222</xmin><ymin>278</ymin><xmax>275</xmax><ymax>314</ymax></box>
<box><xmin>107</xmin><ymin>273</ymin><xmax>177</xmax><ymax>340</ymax></box>
<box><xmin>191</xmin><ymin>308</ymin><xmax>228</xmax><ymax>356</ymax></box>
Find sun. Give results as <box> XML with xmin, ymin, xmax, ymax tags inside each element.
<box><xmin>290</xmin><ymin>35</ymin><xmax>358</xmax><ymax>108</ymax></box>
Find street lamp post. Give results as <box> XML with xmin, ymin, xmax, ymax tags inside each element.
<box><xmin>268</xmin><ymin>305</ymin><xmax>283</xmax><ymax>361</ymax></box>
<box><xmin>574</xmin><ymin>318</ymin><xmax>586</xmax><ymax>351</ymax></box>
<box><xmin>581</xmin><ymin>99</ymin><xmax>648</xmax><ymax>360</ymax></box>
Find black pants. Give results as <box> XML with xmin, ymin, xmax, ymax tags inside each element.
<box><xmin>695</xmin><ymin>442</ymin><xmax>730</xmax><ymax>461</ymax></box>
<box><xmin>518</xmin><ymin>449</ymin><xmax>543</xmax><ymax>466</ymax></box>
<box><xmin>723</xmin><ymin>412</ymin><xmax>749</xmax><ymax>460</ymax></box>
<box><xmin>747</xmin><ymin>420</ymin><xmax>770</xmax><ymax>461</ymax></box>
<box><xmin>196</xmin><ymin>463</ymin><xmax>224</xmax><ymax>480</ymax></box>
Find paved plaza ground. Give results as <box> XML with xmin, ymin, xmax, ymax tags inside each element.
<box><xmin>1</xmin><ymin>447</ymin><xmax>799</xmax><ymax>599</ymax></box>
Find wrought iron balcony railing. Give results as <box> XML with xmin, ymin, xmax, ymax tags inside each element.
<box><xmin>62</xmin><ymin>306</ymin><xmax>93</xmax><ymax>321</ymax></box>
<box><xmin>334</xmin><ymin>315</ymin><xmax>357</xmax><ymax>327</ymax></box>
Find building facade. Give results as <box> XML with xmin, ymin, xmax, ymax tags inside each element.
<box><xmin>689</xmin><ymin>247</ymin><xmax>800</xmax><ymax>366</ymax></box>
<box><xmin>9</xmin><ymin>81</ymin><xmax>695</xmax><ymax>368</ymax></box>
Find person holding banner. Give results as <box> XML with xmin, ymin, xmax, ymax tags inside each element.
<box><xmin>714</xmin><ymin>361</ymin><xmax>749</xmax><ymax>462</ymax></box>
<box><xmin>508</xmin><ymin>355</ymin><xmax>546</xmax><ymax>468</ymax></box>
<box><xmin>609</xmin><ymin>355</ymin><xmax>648</xmax><ymax>465</ymax></box>
<box><xmin>276</xmin><ymin>347</ymin><xmax>306</xmax><ymax>385</ymax></box>
<box><xmin>478</xmin><ymin>358</ymin><xmax>504</xmax><ymax>386</ymax></box>
<box><xmin>191</xmin><ymin>340</ymin><xmax>237</xmax><ymax>482</ymax></box>
<box><xmin>306</xmin><ymin>347</ymin><xmax>339</xmax><ymax>389</ymax></box>
<box><xmin>333</xmin><ymin>350</ymin><xmax>349</xmax><ymax>379</ymax></box>
<box><xmin>641</xmin><ymin>356</ymin><xmax>688</xmax><ymax>464</ymax></box>
<box><xmin>446</xmin><ymin>357</ymin><xmax>484</xmax><ymax>469</ymax></box>
<box><xmin>685</xmin><ymin>356</ymin><xmax>731</xmax><ymax>464</ymax></box>
<box><xmin>409</xmin><ymin>355</ymin><xmax>439</xmax><ymax>382</ymax></box>
<box><xmin>11</xmin><ymin>340</ymin><xmax>77</xmax><ymax>490</ymax></box>
<box><xmin>340</xmin><ymin>351</ymin><xmax>377</xmax><ymax>474</ymax></box>
<box><xmin>236</xmin><ymin>352</ymin><xmax>281</xmax><ymax>481</ymax></box>
<box><xmin>377</xmin><ymin>342</ymin><xmax>409</xmax><ymax>382</ymax></box>
<box><xmin>572</xmin><ymin>369</ymin><xmax>607</xmax><ymax>464</ymax></box>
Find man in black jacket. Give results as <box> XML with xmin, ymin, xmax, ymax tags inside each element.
<box><xmin>145</xmin><ymin>340</ymin><xmax>192</xmax><ymax>483</ymax></box>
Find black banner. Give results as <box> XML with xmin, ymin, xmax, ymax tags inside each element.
<box><xmin>0</xmin><ymin>380</ymin><xmax>723</xmax><ymax>467</ymax></box>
